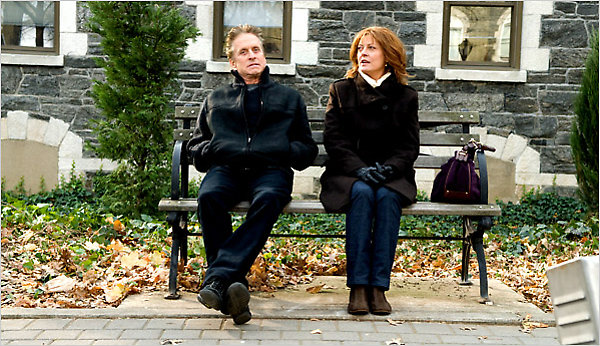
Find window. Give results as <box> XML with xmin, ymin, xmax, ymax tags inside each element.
<box><xmin>1</xmin><ymin>1</ymin><xmax>59</xmax><ymax>55</ymax></box>
<box><xmin>213</xmin><ymin>1</ymin><xmax>291</xmax><ymax>63</ymax></box>
<box><xmin>442</xmin><ymin>1</ymin><xmax>522</xmax><ymax>69</ymax></box>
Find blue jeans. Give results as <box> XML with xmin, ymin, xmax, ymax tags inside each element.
<box><xmin>346</xmin><ymin>181</ymin><xmax>409</xmax><ymax>290</ymax></box>
<box><xmin>197</xmin><ymin>165</ymin><xmax>292</xmax><ymax>286</ymax></box>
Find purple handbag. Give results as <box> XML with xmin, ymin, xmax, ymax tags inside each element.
<box><xmin>431</xmin><ymin>140</ymin><xmax>495</xmax><ymax>204</ymax></box>
<box><xmin>430</xmin><ymin>149</ymin><xmax>480</xmax><ymax>204</ymax></box>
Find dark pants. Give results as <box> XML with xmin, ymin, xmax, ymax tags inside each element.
<box><xmin>197</xmin><ymin>165</ymin><xmax>292</xmax><ymax>286</ymax></box>
<box><xmin>346</xmin><ymin>181</ymin><xmax>410</xmax><ymax>290</ymax></box>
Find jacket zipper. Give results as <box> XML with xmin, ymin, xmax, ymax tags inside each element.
<box><xmin>240</xmin><ymin>85</ymin><xmax>252</xmax><ymax>152</ymax></box>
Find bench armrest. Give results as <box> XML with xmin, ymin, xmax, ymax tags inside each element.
<box><xmin>170</xmin><ymin>140</ymin><xmax>189</xmax><ymax>200</ymax></box>
<box><xmin>476</xmin><ymin>150</ymin><xmax>490</xmax><ymax>205</ymax></box>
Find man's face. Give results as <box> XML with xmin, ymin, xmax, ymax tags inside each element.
<box><xmin>229</xmin><ymin>33</ymin><xmax>267</xmax><ymax>84</ymax></box>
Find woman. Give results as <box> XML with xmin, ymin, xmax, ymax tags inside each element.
<box><xmin>319</xmin><ymin>27</ymin><xmax>419</xmax><ymax>315</ymax></box>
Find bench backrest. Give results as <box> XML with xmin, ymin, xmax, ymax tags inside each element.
<box><xmin>172</xmin><ymin>106</ymin><xmax>480</xmax><ymax>168</ymax></box>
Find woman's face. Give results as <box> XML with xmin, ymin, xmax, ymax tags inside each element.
<box><xmin>357</xmin><ymin>34</ymin><xmax>386</xmax><ymax>80</ymax></box>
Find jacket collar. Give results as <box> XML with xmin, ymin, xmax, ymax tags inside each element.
<box><xmin>231</xmin><ymin>66</ymin><xmax>272</xmax><ymax>87</ymax></box>
<box><xmin>354</xmin><ymin>71</ymin><xmax>398</xmax><ymax>105</ymax></box>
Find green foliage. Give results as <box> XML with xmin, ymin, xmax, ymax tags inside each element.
<box><xmin>86</xmin><ymin>2</ymin><xmax>199</xmax><ymax>217</ymax></box>
<box><xmin>495</xmin><ymin>188</ymin><xmax>586</xmax><ymax>227</ymax></box>
<box><xmin>571</xmin><ymin>29</ymin><xmax>599</xmax><ymax>213</ymax></box>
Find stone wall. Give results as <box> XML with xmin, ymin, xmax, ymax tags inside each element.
<box><xmin>1</xmin><ymin>1</ymin><xmax>598</xmax><ymax>199</ymax></box>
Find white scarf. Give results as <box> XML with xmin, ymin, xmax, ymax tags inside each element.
<box><xmin>359</xmin><ymin>70</ymin><xmax>391</xmax><ymax>88</ymax></box>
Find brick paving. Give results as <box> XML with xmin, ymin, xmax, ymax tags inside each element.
<box><xmin>1</xmin><ymin>317</ymin><xmax>560</xmax><ymax>345</ymax></box>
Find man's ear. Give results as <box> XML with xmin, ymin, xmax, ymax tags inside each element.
<box><xmin>229</xmin><ymin>59</ymin><xmax>236</xmax><ymax>69</ymax></box>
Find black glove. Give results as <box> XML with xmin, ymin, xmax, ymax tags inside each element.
<box><xmin>187</xmin><ymin>139</ymin><xmax>211</xmax><ymax>171</ymax></box>
<box><xmin>355</xmin><ymin>166</ymin><xmax>386</xmax><ymax>185</ymax></box>
<box><xmin>375</xmin><ymin>162</ymin><xmax>398</xmax><ymax>181</ymax></box>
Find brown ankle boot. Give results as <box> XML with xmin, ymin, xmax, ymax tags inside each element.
<box><xmin>347</xmin><ymin>285</ymin><xmax>369</xmax><ymax>315</ymax></box>
<box><xmin>369</xmin><ymin>286</ymin><xmax>392</xmax><ymax>315</ymax></box>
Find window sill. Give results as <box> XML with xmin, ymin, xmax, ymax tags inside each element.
<box><xmin>206</xmin><ymin>61</ymin><xmax>296</xmax><ymax>75</ymax></box>
<box><xmin>435</xmin><ymin>68</ymin><xmax>527</xmax><ymax>83</ymax></box>
<box><xmin>1</xmin><ymin>53</ymin><xmax>64</xmax><ymax>66</ymax></box>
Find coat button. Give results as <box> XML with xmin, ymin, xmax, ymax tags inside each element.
<box><xmin>382</xmin><ymin>105</ymin><xmax>389</xmax><ymax>111</ymax></box>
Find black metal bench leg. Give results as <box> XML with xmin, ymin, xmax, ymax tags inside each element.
<box><xmin>165</xmin><ymin>212</ymin><xmax>182</xmax><ymax>300</ymax></box>
<box><xmin>459</xmin><ymin>217</ymin><xmax>472</xmax><ymax>286</ymax></box>
<box><xmin>472</xmin><ymin>235</ymin><xmax>491</xmax><ymax>303</ymax></box>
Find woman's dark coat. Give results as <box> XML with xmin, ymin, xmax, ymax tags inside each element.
<box><xmin>319</xmin><ymin>73</ymin><xmax>420</xmax><ymax>213</ymax></box>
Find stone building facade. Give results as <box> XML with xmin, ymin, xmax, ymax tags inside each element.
<box><xmin>1</xmin><ymin>1</ymin><xmax>598</xmax><ymax>201</ymax></box>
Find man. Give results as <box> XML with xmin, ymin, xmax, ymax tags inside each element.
<box><xmin>187</xmin><ymin>24</ymin><xmax>317</xmax><ymax>325</ymax></box>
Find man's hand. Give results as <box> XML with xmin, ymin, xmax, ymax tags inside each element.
<box><xmin>355</xmin><ymin>167</ymin><xmax>386</xmax><ymax>185</ymax></box>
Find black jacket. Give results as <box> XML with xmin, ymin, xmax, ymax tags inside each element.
<box><xmin>319</xmin><ymin>73</ymin><xmax>420</xmax><ymax>212</ymax></box>
<box><xmin>188</xmin><ymin>67</ymin><xmax>318</xmax><ymax>172</ymax></box>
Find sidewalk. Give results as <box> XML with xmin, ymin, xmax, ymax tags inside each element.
<box><xmin>1</xmin><ymin>276</ymin><xmax>559</xmax><ymax>345</ymax></box>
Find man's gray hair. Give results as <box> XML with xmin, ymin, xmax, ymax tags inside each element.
<box><xmin>225</xmin><ymin>24</ymin><xmax>264</xmax><ymax>59</ymax></box>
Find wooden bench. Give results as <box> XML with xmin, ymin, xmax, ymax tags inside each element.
<box><xmin>159</xmin><ymin>106</ymin><xmax>502</xmax><ymax>302</ymax></box>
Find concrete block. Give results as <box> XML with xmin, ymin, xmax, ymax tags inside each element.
<box><xmin>43</xmin><ymin>117</ymin><xmax>70</xmax><ymax>147</ymax></box>
<box><xmin>7</xmin><ymin>111</ymin><xmax>28</xmax><ymax>140</ymax></box>
<box><xmin>484</xmin><ymin>134</ymin><xmax>506</xmax><ymax>159</ymax></box>
<box><xmin>501</xmin><ymin>134</ymin><xmax>528</xmax><ymax>163</ymax></box>
<box><xmin>292</xmin><ymin>8</ymin><xmax>309</xmax><ymax>42</ymax></box>
<box><xmin>292</xmin><ymin>41</ymin><xmax>319</xmax><ymax>65</ymax></box>
<box><xmin>516</xmin><ymin>147</ymin><xmax>540</xmax><ymax>173</ymax></box>
<box><xmin>547</xmin><ymin>256</ymin><xmax>599</xmax><ymax>345</ymax></box>
<box><xmin>521</xmin><ymin>47</ymin><xmax>550</xmax><ymax>71</ymax></box>
<box><xmin>414</xmin><ymin>44</ymin><xmax>441</xmax><ymax>68</ymax></box>
<box><xmin>1</xmin><ymin>117</ymin><xmax>8</xmax><ymax>140</ymax></box>
<box><xmin>61</xmin><ymin>33</ymin><xmax>88</xmax><ymax>56</ymax></box>
<box><xmin>58</xmin><ymin>131</ymin><xmax>83</xmax><ymax>159</ymax></box>
<box><xmin>26</xmin><ymin>118</ymin><xmax>48</xmax><ymax>143</ymax></box>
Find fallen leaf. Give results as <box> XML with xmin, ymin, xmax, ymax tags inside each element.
<box><xmin>113</xmin><ymin>219</ymin><xmax>124</xmax><ymax>231</ymax></box>
<box><xmin>84</xmin><ymin>241</ymin><xmax>102</xmax><ymax>251</ymax></box>
<box><xmin>161</xmin><ymin>340</ymin><xmax>183</xmax><ymax>345</ymax></box>
<box><xmin>386</xmin><ymin>337</ymin><xmax>405</xmax><ymax>345</ymax></box>
<box><xmin>105</xmin><ymin>284</ymin><xmax>125</xmax><ymax>303</ymax></box>
<box><xmin>306</xmin><ymin>284</ymin><xmax>325</xmax><ymax>294</ymax></box>
<box><xmin>120</xmin><ymin>251</ymin><xmax>144</xmax><ymax>270</ymax></box>
<box><xmin>477</xmin><ymin>336</ymin><xmax>488</xmax><ymax>340</ymax></box>
<box><xmin>45</xmin><ymin>275</ymin><xmax>76</xmax><ymax>293</ymax></box>
<box><xmin>310</xmin><ymin>329</ymin><xmax>322</xmax><ymax>334</ymax></box>
<box><xmin>387</xmin><ymin>318</ymin><xmax>404</xmax><ymax>326</ymax></box>
<box><xmin>460</xmin><ymin>327</ymin><xmax>476</xmax><ymax>331</ymax></box>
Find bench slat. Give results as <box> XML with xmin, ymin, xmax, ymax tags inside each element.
<box><xmin>174</xmin><ymin>129</ymin><xmax>479</xmax><ymax>147</ymax></box>
<box><xmin>174</xmin><ymin>107</ymin><xmax>479</xmax><ymax>125</ymax></box>
<box><xmin>159</xmin><ymin>198</ymin><xmax>500</xmax><ymax>216</ymax></box>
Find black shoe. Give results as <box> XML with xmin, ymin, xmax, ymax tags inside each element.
<box><xmin>197</xmin><ymin>279</ymin><xmax>227</xmax><ymax>311</ymax></box>
<box><xmin>226</xmin><ymin>282</ymin><xmax>251</xmax><ymax>325</ymax></box>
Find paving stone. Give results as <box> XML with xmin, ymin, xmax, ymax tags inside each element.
<box><xmin>360</xmin><ymin>331</ymin><xmax>412</xmax><ymax>342</ymax></box>
<box><xmin>160</xmin><ymin>329</ymin><xmax>202</xmax><ymax>339</ymax></box>
<box><xmin>92</xmin><ymin>340</ymin><xmax>137</xmax><ymax>345</ymax></box>
<box><xmin>0</xmin><ymin>330</ymin><xmax>43</xmax><ymax>340</ymax></box>
<box><xmin>77</xmin><ymin>329</ymin><xmax>123</xmax><ymax>340</ymax></box>
<box><xmin>299</xmin><ymin>320</ymin><xmax>338</xmax><ymax>331</ymax></box>
<box><xmin>320</xmin><ymin>331</ymin><xmax>362</xmax><ymax>341</ymax></box>
<box><xmin>4</xmin><ymin>340</ymin><xmax>51</xmax><ymax>345</ymax></box>
<box><xmin>120</xmin><ymin>329</ymin><xmax>163</xmax><ymax>340</ymax></box>
<box><xmin>145</xmin><ymin>319</ymin><xmax>185</xmax><ymax>330</ymax></box>
<box><xmin>50</xmin><ymin>340</ymin><xmax>94</xmax><ymax>345</ymax></box>
<box><xmin>281</xmin><ymin>330</ymin><xmax>324</xmax><ymax>341</ymax></box>
<box><xmin>435</xmin><ymin>334</ymin><xmax>482</xmax><ymax>344</ymax></box>
<box><xmin>27</xmin><ymin>319</ymin><xmax>72</xmax><ymax>330</ymax></box>
<box><xmin>336</xmin><ymin>321</ymin><xmax>376</xmax><ymax>332</ymax></box>
<box><xmin>183</xmin><ymin>318</ymin><xmax>223</xmax><ymax>330</ymax></box>
<box><xmin>410</xmin><ymin>322</ymin><xmax>454</xmax><ymax>335</ymax></box>
<box><xmin>260</xmin><ymin>340</ymin><xmax>301</xmax><ymax>345</ymax></box>
<box><xmin>37</xmin><ymin>329</ymin><xmax>82</xmax><ymax>340</ymax></box>
<box><xmin>241</xmin><ymin>330</ymin><xmax>281</xmax><ymax>340</ymax></box>
<box><xmin>0</xmin><ymin>319</ymin><xmax>33</xmax><ymax>330</ymax></box>
<box><xmin>372</xmin><ymin>321</ymin><xmax>414</xmax><ymax>333</ymax></box>
<box><xmin>105</xmin><ymin>319</ymin><xmax>148</xmax><ymax>330</ymax></box>
<box><xmin>201</xmin><ymin>329</ymin><xmax>242</xmax><ymax>339</ymax></box>
<box><xmin>222</xmin><ymin>319</ymin><xmax>260</xmax><ymax>331</ymax></box>
<box><xmin>260</xmin><ymin>319</ymin><xmax>300</xmax><ymax>330</ymax></box>
<box><xmin>518</xmin><ymin>336</ymin><xmax>561</xmax><ymax>345</ymax></box>
<box><xmin>67</xmin><ymin>319</ymin><xmax>110</xmax><ymax>330</ymax></box>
